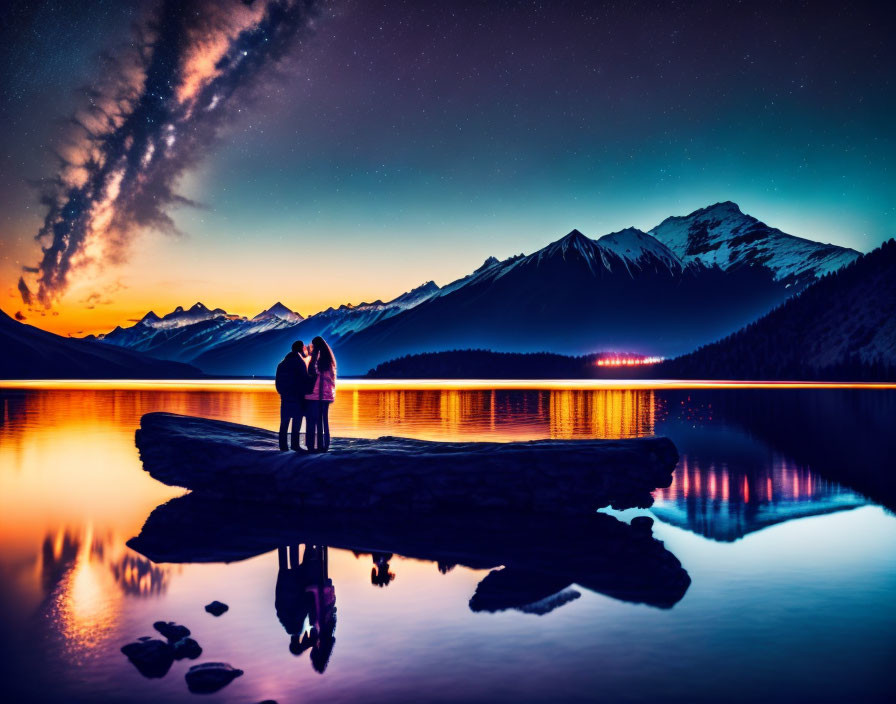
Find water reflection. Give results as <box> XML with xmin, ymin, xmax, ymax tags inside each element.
<box><xmin>368</xmin><ymin>552</ymin><xmax>396</xmax><ymax>587</ymax></box>
<box><xmin>38</xmin><ymin>528</ymin><xmax>173</xmax><ymax>602</ymax></box>
<box><xmin>2</xmin><ymin>385</ymin><xmax>896</xmax><ymax>702</ymax></box>
<box><xmin>652</xmin><ymin>455</ymin><xmax>867</xmax><ymax>541</ymax></box>
<box><xmin>275</xmin><ymin>545</ymin><xmax>337</xmax><ymax>672</ymax></box>
<box><xmin>30</xmin><ymin>526</ymin><xmax>177</xmax><ymax>679</ymax></box>
<box><xmin>645</xmin><ymin>388</ymin><xmax>896</xmax><ymax>541</ymax></box>
<box><xmin>345</xmin><ymin>387</ymin><xmax>656</xmax><ymax>439</ymax></box>
<box><xmin>128</xmin><ymin>494</ymin><xmax>692</xmax><ymax>614</ymax></box>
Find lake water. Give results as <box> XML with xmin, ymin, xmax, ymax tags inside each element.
<box><xmin>1</xmin><ymin>382</ymin><xmax>895</xmax><ymax>703</ymax></box>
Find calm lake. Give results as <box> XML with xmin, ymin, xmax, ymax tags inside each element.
<box><xmin>1</xmin><ymin>382</ymin><xmax>895</xmax><ymax>703</ymax></box>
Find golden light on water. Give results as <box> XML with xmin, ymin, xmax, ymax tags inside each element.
<box><xmin>3</xmin><ymin>379</ymin><xmax>896</xmax><ymax>391</ymax></box>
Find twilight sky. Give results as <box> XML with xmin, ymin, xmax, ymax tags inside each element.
<box><xmin>1</xmin><ymin>0</ymin><xmax>894</xmax><ymax>335</ymax></box>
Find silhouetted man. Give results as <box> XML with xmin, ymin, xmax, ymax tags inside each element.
<box><xmin>276</xmin><ymin>341</ymin><xmax>310</xmax><ymax>451</ymax></box>
<box><xmin>275</xmin><ymin>545</ymin><xmax>314</xmax><ymax>656</ymax></box>
<box><xmin>274</xmin><ymin>544</ymin><xmax>336</xmax><ymax>672</ymax></box>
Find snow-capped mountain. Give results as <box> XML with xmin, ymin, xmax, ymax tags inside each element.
<box><xmin>96</xmin><ymin>281</ymin><xmax>443</xmax><ymax>367</ymax></box>
<box><xmin>324</xmin><ymin>226</ymin><xmax>799</xmax><ymax>374</ymax></box>
<box><xmin>146</xmin><ymin>302</ymin><xmax>230</xmax><ymax>329</ymax></box>
<box><xmin>192</xmin><ymin>281</ymin><xmax>442</xmax><ymax>373</ymax></box>
<box><xmin>595</xmin><ymin>228</ymin><xmax>684</xmax><ymax>275</ymax></box>
<box><xmin>251</xmin><ymin>302</ymin><xmax>303</xmax><ymax>324</ymax></box>
<box><xmin>90</xmin><ymin>202</ymin><xmax>865</xmax><ymax>376</ymax></box>
<box><xmin>98</xmin><ymin>301</ymin><xmax>297</xmax><ymax>361</ymax></box>
<box><xmin>649</xmin><ymin>201</ymin><xmax>859</xmax><ymax>287</ymax></box>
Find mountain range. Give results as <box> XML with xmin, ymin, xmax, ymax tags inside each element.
<box><xmin>86</xmin><ymin>201</ymin><xmax>862</xmax><ymax>377</ymax></box>
<box><xmin>0</xmin><ymin>309</ymin><xmax>201</xmax><ymax>379</ymax></box>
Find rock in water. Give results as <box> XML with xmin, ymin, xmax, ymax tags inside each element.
<box><xmin>153</xmin><ymin>621</ymin><xmax>190</xmax><ymax>642</ymax></box>
<box><xmin>630</xmin><ymin>515</ymin><xmax>654</xmax><ymax>532</ymax></box>
<box><xmin>185</xmin><ymin>663</ymin><xmax>244</xmax><ymax>694</ymax></box>
<box><xmin>172</xmin><ymin>637</ymin><xmax>202</xmax><ymax>660</ymax></box>
<box><xmin>135</xmin><ymin>412</ymin><xmax>679</xmax><ymax>514</ymax></box>
<box><xmin>205</xmin><ymin>600</ymin><xmax>229</xmax><ymax>616</ymax></box>
<box><xmin>121</xmin><ymin>638</ymin><xmax>175</xmax><ymax>678</ymax></box>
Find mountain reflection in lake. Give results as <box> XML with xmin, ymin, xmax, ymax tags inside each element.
<box><xmin>1</xmin><ymin>384</ymin><xmax>895</xmax><ymax>703</ymax></box>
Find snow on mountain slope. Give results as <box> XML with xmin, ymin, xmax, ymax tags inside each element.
<box><xmin>300</xmin><ymin>280</ymin><xmax>442</xmax><ymax>338</ymax></box>
<box><xmin>649</xmin><ymin>201</ymin><xmax>859</xmax><ymax>287</ymax></box>
<box><xmin>326</xmin><ymin>226</ymin><xmax>795</xmax><ymax>375</ymax></box>
<box><xmin>252</xmin><ymin>302</ymin><xmax>304</xmax><ymax>323</ymax></box>
<box><xmin>89</xmin><ymin>202</ymin><xmax>864</xmax><ymax>375</ymax></box>
<box><xmin>434</xmin><ymin>228</ymin><xmax>683</xmax><ymax>293</ymax></box>
<box><xmin>149</xmin><ymin>302</ymin><xmax>229</xmax><ymax>329</ymax></box>
<box><xmin>96</xmin><ymin>282</ymin><xmax>441</xmax><ymax>364</ymax></box>
<box><xmin>595</xmin><ymin>228</ymin><xmax>684</xmax><ymax>275</ymax></box>
<box><xmin>432</xmin><ymin>255</ymin><xmax>512</xmax><ymax>299</ymax></box>
<box><xmin>98</xmin><ymin>302</ymin><xmax>293</xmax><ymax>361</ymax></box>
<box><xmin>389</xmin><ymin>280</ymin><xmax>440</xmax><ymax>308</ymax></box>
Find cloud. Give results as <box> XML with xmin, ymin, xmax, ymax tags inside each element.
<box><xmin>18</xmin><ymin>277</ymin><xmax>33</xmax><ymax>306</ymax></box>
<box><xmin>15</xmin><ymin>311</ymin><xmax>26</xmax><ymax>321</ymax></box>
<box><xmin>22</xmin><ymin>0</ymin><xmax>322</xmax><ymax>307</ymax></box>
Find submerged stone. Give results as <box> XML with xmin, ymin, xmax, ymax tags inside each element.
<box><xmin>204</xmin><ymin>600</ymin><xmax>229</xmax><ymax>616</ymax></box>
<box><xmin>630</xmin><ymin>515</ymin><xmax>654</xmax><ymax>532</ymax></box>
<box><xmin>185</xmin><ymin>662</ymin><xmax>244</xmax><ymax>694</ymax></box>
<box><xmin>172</xmin><ymin>636</ymin><xmax>202</xmax><ymax>660</ymax></box>
<box><xmin>153</xmin><ymin>620</ymin><xmax>190</xmax><ymax>643</ymax></box>
<box><xmin>121</xmin><ymin>638</ymin><xmax>174</xmax><ymax>678</ymax></box>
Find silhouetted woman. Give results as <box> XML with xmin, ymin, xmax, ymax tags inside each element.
<box><xmin>305</xmin><ymin>336</ymin><xmax>337</xmax><ymax>452</ymax></box>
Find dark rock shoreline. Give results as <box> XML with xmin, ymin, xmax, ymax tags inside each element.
<box><xmin>135</xmin><ymin>412</ymin><xmax>678</xmax><ymax>514</ymax></box>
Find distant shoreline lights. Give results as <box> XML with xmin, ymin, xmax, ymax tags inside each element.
<box><xmin>595</xmin><ymin>355</ymin><xmax>665</xmax><ymax>367</ymax></box>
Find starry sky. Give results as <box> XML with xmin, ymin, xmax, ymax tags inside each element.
<box><xmin>1</xmin><ymin>0</ymin><xmax>894</xmax><ymax>335</ymax></box>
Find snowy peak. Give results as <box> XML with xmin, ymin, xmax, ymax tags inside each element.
<box><xmin>649</xmin><ymin>202</ymin><xmax>860</xmax><ymax>285</ymax></box>
<box><xmin>252</xmin><ymin>302</ymin><xmax>303</xmax><ymax>323</ymax></box>
<box><xmin>598</xmin><ymin>227</ymin><xmax>667</xmax><ymax>255</ymax></box>
<box><xmin>140</xmin><ymin>302</ymin><xmax>230</xmax><ymax>329</ymax></box>
<box><xmin>389</xmin><ymin>280</ymin><xmax>441</xmax><ymax>308</ymax></box>
<box><xmin>596</xmin><ymin>228</ymin><xmax>683</xmax><ymax>273</ymax></box>
<box><xmin>474</xmin><ymin>256</ymin><xmax>500</xmax><ymax>273</ymax></box>
<box><xmin>559</xmin><ymin>228</ymin><xmax>591</xmax><ymax>246</ymax></box>
<box><xmin>692</xmin><ymin>200</ymin><xmax>743</xmax><ymax>217</ymax></box>
<box><xmin>525</xmin><ymin>228</ymin><xmax>681</xmax><ymax>278</ymax></box>
<box><xmin>539</xmin><ymin>229</ymin><xmax>601</xmax><ymax>262</ymax></box>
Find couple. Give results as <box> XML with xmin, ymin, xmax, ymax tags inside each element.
<box><xmin>276</xmin><ymin>335</ymin><xmax>337</xmax><ymax>453</ymax></box>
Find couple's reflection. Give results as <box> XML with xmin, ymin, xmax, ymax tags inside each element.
<box><xmin>275</xmin><ymin>545</ymin><xmax>336</xmax><ymax>673</ymax></box>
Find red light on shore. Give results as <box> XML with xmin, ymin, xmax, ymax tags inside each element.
<box><xmin>595</xmin><ymin>355</ymin><xmax>664</xmax><ymax>367</ymax></box>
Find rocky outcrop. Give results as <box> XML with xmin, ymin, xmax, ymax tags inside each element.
<box><xmin>172</xmin><ymin>637</ymin><xmax>202</xmax><ymax>660</ymax></box>
<box><xmin>184</xmin><ymin>663</ymin><xmax>243</xmax><ymax>694</ymax></box>
<box><xmin>120</xmin><ymin>638</ymin><xmax>174</xmax><ymax>678</ymax></box>
<box><xmin>153</xmin><ymin>621</ymin><xmax>190</xmax><ymax>643</ymax></box>
<box><xmin>135</xmin><ymin>413</ymin><xmax>678</xmax><ymax>514</ymax></box>
<box><xmin>204</xmin><ymin>600</ymin><xmax>228</xmax><ymax>616</ymax></box>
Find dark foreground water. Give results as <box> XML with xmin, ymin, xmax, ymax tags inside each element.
<box><xmin>1</xmin><ymin>382</ymin><xmax>894</xmax><ymax>703</ymax></box>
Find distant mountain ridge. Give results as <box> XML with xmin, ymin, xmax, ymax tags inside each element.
<box><xmin>89</xmin><ymin>202</ymin><xmax>864</xmax><ymax>376</ymax></box>
<box><xmin>0</xmin><ymin>309</ymin><xmax>202</xmax><ymax>379</ymax></box>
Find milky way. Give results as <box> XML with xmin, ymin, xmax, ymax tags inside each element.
<box><xmin>20</xmin><ymin>0</ymin><xmax>320</xmax><ymax>307</ymax></box>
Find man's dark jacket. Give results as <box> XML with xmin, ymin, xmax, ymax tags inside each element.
<box><xmin>276</xmin><ymin>353</ymin><xmax>311</xmax><ymax>402</ymax></box>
